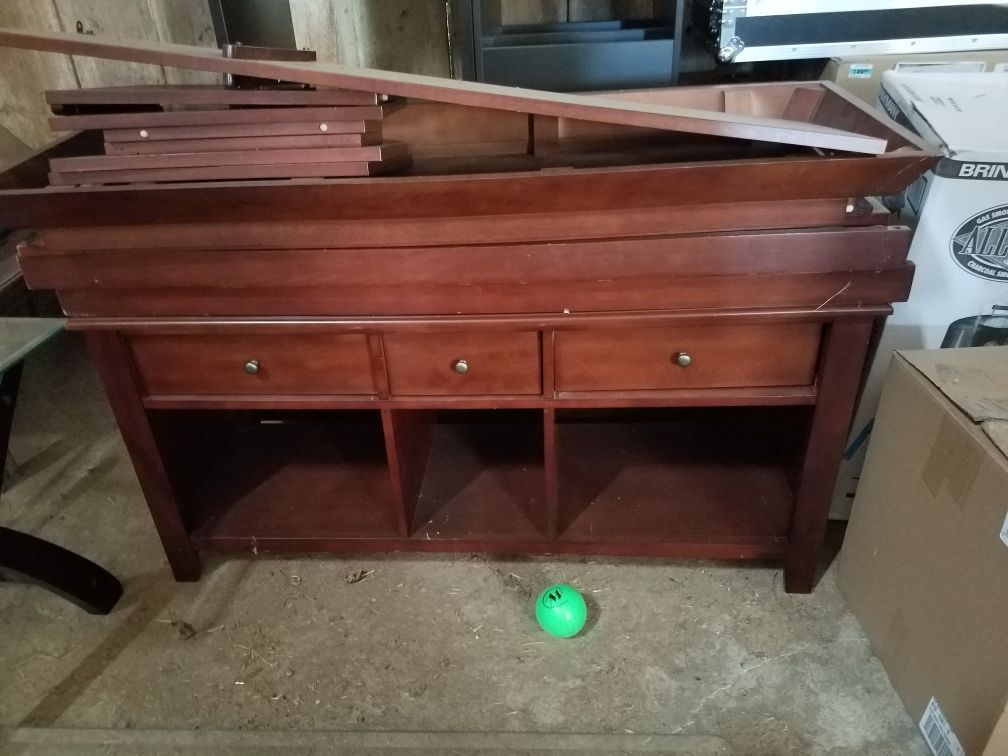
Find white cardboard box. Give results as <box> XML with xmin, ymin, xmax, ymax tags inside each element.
<box><xmin>832</xmin><ymin>72</ymin><xmax>1008</xmax><ymax>517</ymax></box>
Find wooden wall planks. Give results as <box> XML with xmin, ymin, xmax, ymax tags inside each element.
<box><xmin>289</xmin><ymin>0</ymin><xmax>451</xmax><ymax>77</ymax></box>
<box><xmin>0</xmin><ymin>2</ymin><xmax>78</xmax><ymax>149</ymax></box>
<box><xmin>50</xmin><ymin>0</ymin><xmax>169</xmax><ymax>90</ymax></box>
<box><xmin>0</xmin><ymin>0</ymin><xmax>216</xmax><ymax>149</ymax></box>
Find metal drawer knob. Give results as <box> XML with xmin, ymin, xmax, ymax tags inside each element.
<box><xmin>244</xmin><ymin>359</ymin><xmax>261</xmax><ymax>375</ymax></box>
<box><xmin>674</xmin><ymin>352</ymin><xmax>692</xmax><ymax>368</ymax></box>
<box><xmin>452</xmin><ymin>358</ymin><xmax>469</xmax><ymax>375</ymax></box>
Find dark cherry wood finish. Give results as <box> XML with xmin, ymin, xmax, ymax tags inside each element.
<box><xmin>104</xmin><ymin>132</ymin><xmax>383</xmax><ymax>155</ymax></box>
<box><xmin>102</xmin><ymin>120</ymin><xmax>379</xmax><ymax>142</ymax></box>
<box><xmin>84</xmin><ymin>332</ymin><xmax>200</xmax><ymax>580</ymax></box>
<box><xmin>784</xmin><ymin>318</ymin><xmax>876</xmax><ymax>592</ymax></box>
<box><xmin>0</xmin><ymin>68</ymin><xmax>937</xmax><ymax>591</ymax></box>
<box><xmin>47</xmin><ymin>103</ymin><xmax>401</xmax><ymax>132</ymax></box>
<box><xmin>46</xmin><ymin>84</ymin><xmax>390</xmax><ymax>107</ymax></box>
<box><xmin>129</xmin><ymin>332</ymin><xmax>376</xmax><ymax>397</ymax></box>
<box><xmin>554</xmin><ymin>323</ymin><xmax>822</xmax><ymax>392</ymax></box>
<box><xmin>383</xmin><ymin>332</ymin><xmax>542</xmax><ymax>396</ymax></box>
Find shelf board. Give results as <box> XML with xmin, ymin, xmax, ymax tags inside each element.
<box><xmin>186</xmin><ymin>415</ymin><xmax>400</xmax><ymax>546</ymax></box>
<box><xmin>410</xmin><ymin>415</ymin><xmax>546</xmax><ymax>541</ymax></box>
<box><xmin>556</xmin><ymin>417</ymin><xmax>796</xmax><ymax>545</ymax></box>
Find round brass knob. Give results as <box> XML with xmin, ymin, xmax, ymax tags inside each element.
<box><xmin>244</xmin><ymin>359</ymin><xmax>261</xmax><ymax>375</ymax></box>
<box><xmin>674</xmin><ymin>352</ymin><xmax>692</xmax><ymax>368</ymax></box>
<box><xmin>452</xmin><ymin>358</ymin><xmax>469</xmax><ymax>375</ymax></box>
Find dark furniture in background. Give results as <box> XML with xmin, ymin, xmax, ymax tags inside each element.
<box><xmin>208</xmin><ymin>0</ymin><xmax>297</xmax><ymax>50</ymax></box>
<box><xmin>454</xmin><ymin>0</ymin><xmax>686</xmax><ymax>90</ymax></box>
<box><xmin>207</xmin><ymin>0</ymin><xmax>689</xmax><ymax>91</ymax></box>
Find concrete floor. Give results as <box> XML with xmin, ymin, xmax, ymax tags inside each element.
<box><xmin>0</xmin><ymin>333</ymin><xmax>928</xmax><ymax>755</ymax></box>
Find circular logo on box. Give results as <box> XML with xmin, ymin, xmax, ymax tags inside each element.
<box><xmin>950</xmin><ymin>204</ymin><xmax>1008</xmax><ymax>282</ymax></box>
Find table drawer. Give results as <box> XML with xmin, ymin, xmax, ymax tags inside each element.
<box><xmin>383</xmin><ymin>332</ymin><xmax>541</xmax><ymax>396</ymax></box>
<box><xmin>129</xmin><ymin>333</ymin><xmax>376</xmax><ymax>396</ymax></box>
<box><xmin>554</xmin><ymin>323</ymin><xmax>821</xmax><ymax>392</ymax></box>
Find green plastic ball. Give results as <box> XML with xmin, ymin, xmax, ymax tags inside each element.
<box><xmin>535</xmin><ymin>583</ymin><xmax>587</xmax><ymax>638</ymax></box>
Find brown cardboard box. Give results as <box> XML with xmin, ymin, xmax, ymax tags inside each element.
<box><xmin>839</xmin><ymin>347</ymin><xmax>1008</xmax><ymax>756</ymax></box>
<box><xmin>821</xmin><ymin>51</ymin><xmax>1008</xmax><ymax>105</ymax></box>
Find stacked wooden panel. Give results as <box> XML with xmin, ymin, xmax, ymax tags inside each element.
<box><xmin>44</xmin><ymin>85</ymin><xmax>410</xmax><ymax>185</ymax></box>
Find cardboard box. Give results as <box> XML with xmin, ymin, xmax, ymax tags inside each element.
<box><xmin>831</xmin><ymin>71</ymin><xmax>1008</xmax><ymax>518</ymax></box>
<box><xmin>839</xmin><ymin>346</ymin><xmax>1008</xmax><ymax>756</ymax></box>
<box><xmin>821</xmin><ymin>50</ymin><xmax>1008</xmax><ymax>105</ymax></box>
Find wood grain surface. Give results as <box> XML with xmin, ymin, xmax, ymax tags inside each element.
<box><xmin>52</xmin><ymin>142</ymin><xmax>408</xmax><ymax>171</ymax></box>
<box><xmin>48</xmin><ymin>103</ymin><xmax>401</xmax><ymax>131</ymax></box>
<box><xmin>554</xmin><ymin>323</ymin><xmax>822</xmax><ymax>392</ymax></box>
<box><xmin>49</xmin><ymin>154</ymin><xmax>411</xmax><ymax>185</ymax></box>
<box><xmin>47</xmin><ymin>84</ymin><xmax>389</xmax><ymax>107</ymax></box>
<box><xmin>17</xmin><ymin>226</ymin><xmax>911</xmax><ymax>290</ymax></box>
<box><xmin>129</xmin><ymin>332</ymin><xmax>376</xmax><ymax>396</ymax></box>
<box><xmin>383</xmin><ymin>332</ymin><xmax>542</xmax><ymax>396</ymax></box>
<box><xmin>102</xmin><ymin>119</ymin><xmax>379</xmax><ymax>142</ymax></box>
<box><xmin>0</xmin><ymin>26</ymin><xmax>894</xmax><ymax>153</ymax></box>
<box><xmin>103</xmin><ymin>132</ymin><xmax>382</xmax><ymax>155</ymax></box>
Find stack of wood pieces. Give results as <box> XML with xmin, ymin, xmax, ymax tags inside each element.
<box><xmin>44</xmin><ymin>85</ymin><xmax>410</xmax><ymax>185</ymax></box>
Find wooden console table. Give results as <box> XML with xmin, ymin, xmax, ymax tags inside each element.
<box><xmin>0</xmin><ymin>29</ymin><xmax>937</xmax><ymax>592</ymax></box>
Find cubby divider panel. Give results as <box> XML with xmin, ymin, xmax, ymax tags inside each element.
<box><xmin>403</xmin><ymin>409</ymin><xmax>549</xmax><ymax>541</ymax></box>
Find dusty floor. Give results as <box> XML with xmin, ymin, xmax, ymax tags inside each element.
<box><xmin>0</xmin><ymin>333</ymin><xmax>927</xmax><ymax>755</ymax></box>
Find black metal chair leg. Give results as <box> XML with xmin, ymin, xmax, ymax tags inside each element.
<box><xmin>0</xmin><ymin>526</ymin><xmax>124</xmax><ymax>614</ymax></box>
<box><xmin>0</xmin><ymin>362</ymin><xmax>24</xmax><ymax>476</ymax></box>
<box><xmin>0</xmin><ymin>360</ymin><xmax>123</xmax><ymax>614</ymax></box>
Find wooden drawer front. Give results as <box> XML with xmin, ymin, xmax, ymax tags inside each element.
<box><xmin>555</xmin><ymin>323</ymin><xmax>821</xmax><ymax>392</ymax></box>
<box><xmin>130</xmin><ymin>333</ymin><xmax>375</xmax><ymax>396</ymax></box>
<box><xmin>383</xmin><ymin>332</ymin><xmax>541</xmax><ymax>396</ymax></box>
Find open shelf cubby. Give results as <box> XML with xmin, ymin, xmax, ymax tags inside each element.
<box><xmin>554</xmin><ymin>407</ymin><xmax>810</xmax><ymax>552</ymax></box>
<box><xmin>398</xmin><ymin>409</ymin><xmax>548</xmax><ymax>541</ymax></box>
<box><xmin>146</xmin><ymin>404</ymin><xmax>811</xmax><ymax>555</ymax></box>
<box><xmin>151</xmin><ymin>410</ymin><xmax>401</xmax><ymax>547</ymax></box>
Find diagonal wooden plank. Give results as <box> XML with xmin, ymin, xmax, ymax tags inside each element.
<box><xmin>46</xmin><ymin>85</ymin><xmax>390</xmax><ymax>107</ymax></box>
<box><xmin>0</xmin><ymin>26</ymin><xmax>889</xmax><ymax>154</ymax></box>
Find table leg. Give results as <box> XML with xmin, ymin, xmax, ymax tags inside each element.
<box><xmin>86</xmin><ymin>332</ymin><xmax>201</xmax><ymax>581</ymax></box>
<box><xmin>785</xmin><ymin>318</ymin><xmax>874</xmax><ymax>593</ymax></box>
